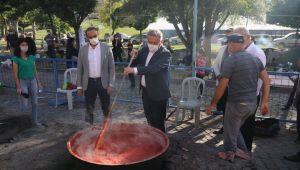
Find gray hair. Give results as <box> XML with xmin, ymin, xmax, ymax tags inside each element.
<box><xmin>147</xmin><ymin>29</ymin><xmax>163</xmax><ymax>41</ymax></box>
<box><xmin>233</xmin><ymin>27</ymin><xmax>251</xmax><ymax>36</ymax></box>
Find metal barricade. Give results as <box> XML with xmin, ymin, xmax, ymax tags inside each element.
<box><xmin>0</xmin><ymin>56</ymin><xmax>297</xmax><ymax>123</ymax></box>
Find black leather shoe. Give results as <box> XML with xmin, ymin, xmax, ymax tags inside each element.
<box><xmin>295</xmin><ymin>136</ymin><xmax>300</xmax><ymax>144</ymax></box>
<box><xmin>85</xmin><ymin>114</ymin><xmax>93</xmax><ymax>125</ymax></box>
<box><xmin>214</xmin><ymin>127</ymin><xmax>224</xmax><ymax>134</ymax></box>
<box><xmin>283</xmin><ymin>154</ymin><xmax>300</xmax><ymax>162</ymax></box>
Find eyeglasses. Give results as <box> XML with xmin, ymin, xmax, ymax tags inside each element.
<box><xmin>88</xmin><ymin>35</ymin><xmax>97</xmax><ymax>39</ymax></box>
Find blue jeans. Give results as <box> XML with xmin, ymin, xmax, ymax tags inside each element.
<box><xmin>19</xmin><ymin>78</ymin><xmax>38</xmax><ymax>124</ymax></box>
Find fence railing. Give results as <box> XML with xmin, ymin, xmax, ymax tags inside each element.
<box><xmin>0</xmin><ymin>56</ymin><xmax>297</xmax><ymax>123</ymax></box>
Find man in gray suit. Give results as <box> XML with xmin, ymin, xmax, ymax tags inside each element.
<box><xmin>77</xmin><ymin>27</ymin><xmax>115</xmax><ymax>124</ymax></box>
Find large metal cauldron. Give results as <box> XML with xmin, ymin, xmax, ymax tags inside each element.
<box><xmin>67</xmin><ymin>123</ymin><xmax>169</xmax><ymax>170</ymax></box>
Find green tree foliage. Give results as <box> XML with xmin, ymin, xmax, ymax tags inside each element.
<box><xmin>0</xmin><ymin>0</ymin><xmax>96</xmax><ymax>49</ymax></box>
<box><xmin>150</xmin><ymin>0</ymin><xmax>278</xmax><ymax>66</ymax></box>
<box><xmin>53</xmin><ymin>0</ymin><xmax>97</xmax><ymax>49</ymax></box>
<box><xmin>267</xmin><ymin>0</ymin><xmax>300</xmax><ymax>29</ymax></box>
<box><xmin>98</xmin><ymin>0</ymin><xmax>127</xmax><ymax>28</ymax></box>
<box><xmin>113</xmin><ymin>0</ymin><xmax>157</xmax><ymax>38</ymax></box>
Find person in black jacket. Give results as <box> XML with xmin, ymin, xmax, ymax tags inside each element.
<box><xmin>124</xmin><ymin>29</ymin><xmax>171</xmax><ymax>132</ymax></box>
<box><xmin>7</xmin><ymin>30</ymin><xmax>19</xmax><ymax>55</ymax></box>
<box><xmin>66</xmin><ymin>37</ymin><xmax>78</xmax><ymax>68</ymax></box>
<box><xmin>112</xmin><ymin>33</ymin><xmax>123</xmax><ymax>62</ymax></box>
<box><xmin>25</xmin><ymin>33</ymin><xmax>37</xmax><ymax>56</ymax></box>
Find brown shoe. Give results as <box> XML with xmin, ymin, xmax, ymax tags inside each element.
<box><xmin>236</xmin><ymin>148</ymin><xmax>252</xmax><ymax>160</ymax></box>
<box><xmin>218</xmin><ymin>151</ymin><xmax>235</xmax><ymax>162</ymax></box>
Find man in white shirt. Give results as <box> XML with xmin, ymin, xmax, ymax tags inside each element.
<box><xmin>123</xmin><ymin>30</ymin><xmax>171</xmax><ymax>132</ymax></box>
<box><xmin>212</xmin><ymin>28</ymin><xmax>233</xmax><ymax>134</ymax></box>
<box><xmin>77</xmin><ymin>27</ymin><xmax>115</xmax><ymax>124</ymax></box>
<box><xmin>234</xmin><ymin>27</ymin><xmax>267</xmax><ymax>152</ymax></box>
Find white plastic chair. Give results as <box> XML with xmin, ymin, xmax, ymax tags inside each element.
<box><xmin>175</xmin><ymin>77</ymin><xmax>205</xmax><ymax>127</ymax></box>
<box><xmin>56</xmin><ymin>68</ymin><xmax>77</xmax><ymax>110</ymax></box>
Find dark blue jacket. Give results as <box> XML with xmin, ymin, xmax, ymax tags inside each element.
<box><xmin>132</xmin><ymin>45</ymin><xmax>171</xmax><ymax>101</ymax></box>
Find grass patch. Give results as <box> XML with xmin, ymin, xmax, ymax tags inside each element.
<box><xmin>172</xmin><ymin>44</ymin><xmax>186</xmax><ymax>51</ymax></box>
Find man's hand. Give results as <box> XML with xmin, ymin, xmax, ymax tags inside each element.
<box><xmin>206</xmin><ymin>103</ymin><xmax>216</xmax><ymax>115</ymax></box>
<box><xmin>77</xmin><ymin>89</ymin><xmax>83</xmax><ymax>96</ymax></box>
<box><xmin>124</xmin><ymin>67</ymin><xmax>134</xmax><ymax>76</ymax></box>
<box><xmin>130</xmin><ymin>49</ymin><xmax>138</xmax><ymax>58</ymax></box>
<box><xmin>38</xmin><ymin>82</ymin><xmax>43</xmax><ymax>90</ymax></box>
<box><xmin>260</xmin><ymin>102</ymin><xmax>269</xmax><ymax>116</ymax></box>
<box><xmin>16</xmin><ymin>87</ymin><xmax>22</xmax><ymax>95</ymax></box>
<box><xmin>107</xmin><ymin>86</ymin><xmax>113</xmax><ymax>95</ymax></box>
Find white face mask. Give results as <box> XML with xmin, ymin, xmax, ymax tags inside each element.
<box><xmin>20</xmin><ymin>46</ymin><xmax>28</xmax><ymax>52</ymax></box>
<box><xmin>89</xmin><ymin>37</ymin><xmax>99</xmax><ymax>45</ymax></box>
<box><xmin>148</xmin><ymin>43</ymin><xmax>160</xmax><ymax>53</ymax></box>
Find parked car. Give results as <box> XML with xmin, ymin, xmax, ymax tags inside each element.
<box><xmin>252</xmin><ymin>34</ymin><xmax>275</xmax><ymax>53</ymax></box>
<box><xmin>273</xmin><ymin>32</ymin><xmax>300</xmax><ymax>48</ymax></box>
<box><xmin>169</xmin><ymin>36</ymin><xmax>183</xmax><ymax>45</ymax></box>
<box><xmin>130</xmin><ymin>34</ymin><xmax>147</xmax><ymax>44</ymax></box>
<box><xmin>119</xmin><ymin>33</ymin><xmax>130</xmax><ymax>43</ymax></box>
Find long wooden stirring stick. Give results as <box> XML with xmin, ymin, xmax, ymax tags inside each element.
<box><xmin>94</xmin><ymin>50</ymin><xmax>137</xmax><ymax>149</ymax></box>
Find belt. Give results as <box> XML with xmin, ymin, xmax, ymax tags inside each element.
<box><xmin>89</xmin><ymin>77</ymin><xmax>101</xmax><ymax>81</ymax></box>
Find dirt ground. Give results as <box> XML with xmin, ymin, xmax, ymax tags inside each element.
<box><xmin>0</xmin><ymin>89</ymin><xmax>299</xmax><ymax>170</ymax></box>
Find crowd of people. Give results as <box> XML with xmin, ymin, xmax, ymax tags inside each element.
<box><xmin>4</xmin><ymin>26</ymin><xmax>300</xmax><ymax>163</ymax></box>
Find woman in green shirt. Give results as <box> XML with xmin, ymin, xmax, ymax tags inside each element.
<box><xmin>12</xmin><ymin>38</ymin><xmax>42</xmax><ymax>126</ymax></box>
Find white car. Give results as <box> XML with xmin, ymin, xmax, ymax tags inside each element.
<box><xmin>273</xmin><ymin>32</ymin><xmax>300</xmax><ymax>48</ymax></box>
<box><xmin>252</xmin><ymin>34</ymin><xmax>275</xmax><ymax>52</ymax></box>
<box><xmin>119</xmin><ymin>33</ymin><xmax>130</xmax><ymax>42</ymax></box>
<box><xmin>130</xmin><ymin>34</ymin><xmax>147</xmax><ymax>44</ymax></box>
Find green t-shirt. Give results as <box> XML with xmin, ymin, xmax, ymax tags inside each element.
<box><xmin>12</xmin><ymin>55</ymin><xmax>36</xmax><ymax>80</ymax></box>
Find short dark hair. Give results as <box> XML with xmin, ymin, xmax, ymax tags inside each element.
<box><xmin>85</xmin><ymin>27</ymin><xmax>98</xmax><ymax>35</ymax></box>
<box><xmin>14</xmin><ymin>38</ymin><xmax>29</xmax><ymax>57</ymax></box>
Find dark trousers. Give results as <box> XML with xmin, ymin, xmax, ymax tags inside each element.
<box><xmin>47</xmin><ymin>45</ymin><xmax>56</xmax><ymax>58</ymax></box>
<box><xmin>128</xmin><ymin>74</ymin><xmax>135</xmax><ymax>87</ymax></box>
<box><xmin>113</xmin><ymin>51</ymin><xmax>123</xmax><ymax>62</ymax></box>
<box><xmin>84</xmin><ymin>78</ymin><xmax>110</xmax><ymax>123</ymax></box>
<box><xmin>285</xmin><ymin>77</ymin><xmax>298</xmax><ymax>108</ymax></box>
<box><xmin>296</xmin><ymin>92</ymin><xmax>300</xmax><ymax>136</ymax></box>
<box><xmin>240</xmin><ymin>94</ymin><xmax>261</xmax><ymax>151</ymax></box>
<box><xmin>142</xmin><ymin>87</ymin><xmax>167</xmax><ymax>132</ymax></box>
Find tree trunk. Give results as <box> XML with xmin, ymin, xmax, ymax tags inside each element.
<box><xmin>139</xmin><ymin>29</ymin><xmax>142</xmax><ymax>43</ymax></box>
<box><xmin>48</xmin><ymin>14</ymin><xmax>57</xmax><ymax>36</ymax></box>
<box><xmin>204</xmin><ymin>35</ymin><xmax>212</xmax><ymax>66</ymax></box>
<box><xmin>11</xmin><ymin>20</ymin><xmax>18</xmax><ymax>33</ymax></box>
<box><xmin>0</xmin><ymin>24</ymin><xmax>3</xmax><ymax>37</ymax></box>
<box><xmin>204</xmin><ymin>20</ymin><xmax>213</xmax><ymax>66</ymax></box>
<box><xmin>1</xmin><ymin>15</ymin><xmax>8</xmax><ymax>34</ymax></box>
<box><xmin>111</xmin><ymin>28</ymin><xmax>115</xmax><ymax>36</ymax></box>
<box><xmin>32</xmin><ymin>22</ymin><xmax>36</xmax><ymax>40</ymax></box>
<box><xmin>74</xmin><ymin>25</ymin><xmax>81</xmax><ymax>50</ymax></box>
<box><xmin>58</xmin><ymin>27</ymin><xmax>61</xmax><ymax>39</ymax></box>
<box><xmin>295</xmin><ymin>27</ymin><xmax>299</xmax><ymax>48</ymax></box>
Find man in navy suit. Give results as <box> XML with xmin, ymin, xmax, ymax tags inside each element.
<box><xmin>124</xmin><ymin>29</ymin><xmax>171</xmax><ymax>132</ymax></box>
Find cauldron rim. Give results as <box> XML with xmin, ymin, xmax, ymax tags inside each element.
<box><xmin>67</xmin><ymin>122</ymin><xmax>169</xmax><ymax>166</ymax></box>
